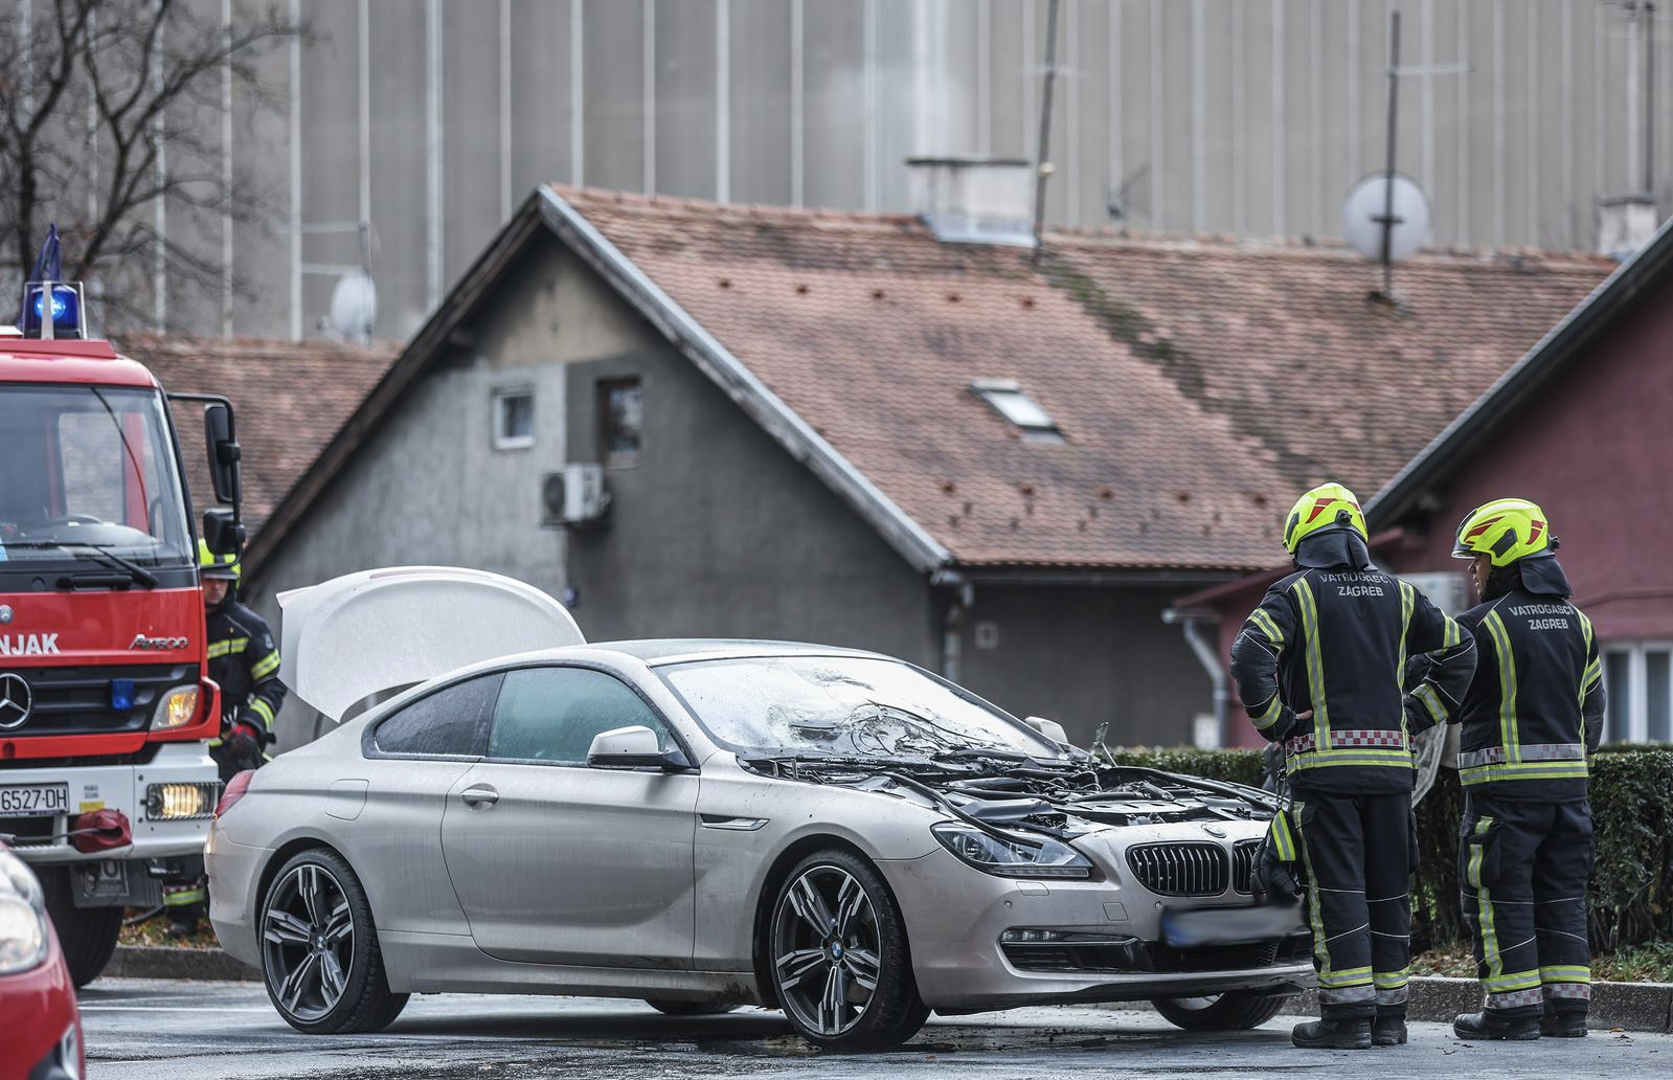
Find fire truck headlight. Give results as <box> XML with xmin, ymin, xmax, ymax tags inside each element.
<box><xmin>146</xmin><ymin>783</ymin><xmax>219</xmax><ymax>821</ymax></box>
<box><xmin>152</xmin><ymin>685</ymin><xmax>200</xmax><ymax>730</ymax></box>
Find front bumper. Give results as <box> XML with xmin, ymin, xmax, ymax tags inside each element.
<box><xmin>3</xmin><ymin>742</ymin><xmax>218</xmax><ymax>864</ymax></box>
<box><xmin>886</xmin><ymin>846</ymin><xmax>1314</xmax><ymax>1013</ymax></box>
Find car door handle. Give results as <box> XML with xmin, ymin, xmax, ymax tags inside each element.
<box><xmin>460</xmin><ymin>785</ymin><xmax>499</xmax><ymax>808</ymax></box>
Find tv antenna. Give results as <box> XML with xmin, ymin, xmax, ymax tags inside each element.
<box><xmin>1343</xmin><ymin>10</ymin><xmax>1469</xmax><ymax>302</ymax></box>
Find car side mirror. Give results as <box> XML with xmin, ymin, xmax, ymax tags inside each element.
<box><xmin>204</xmin><ymin>402</ymin><xmax>243</xmax><ymax>506</ymax></box>
<box><xmin>202</xmin><ymin>508</ymin><xmax>246</xmax><ymax>557</ymax></box>
<box><xmin>586</xmin><ymin>725</ymin><xmax>690</xmax><ymax>771</ymax></box>
<box><xmin>1024</xmin><ymin>716</ymin><xmax>1071</xmax><ymax>745</ymax></box>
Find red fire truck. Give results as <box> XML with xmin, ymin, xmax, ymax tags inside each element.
<box><xmin>0</xmin><ymin>272</ymin><xmax>246</xmax><ymax>985</ymax></box>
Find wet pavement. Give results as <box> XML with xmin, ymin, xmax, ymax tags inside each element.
<box><xmin>82</xmin><ymin>977</ymin><xmax>1671</xmax><ymax>1079</ymax></box>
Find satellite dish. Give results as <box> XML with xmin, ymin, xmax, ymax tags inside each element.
<box><xmin>329</xmin><ymin>269</ymin><xmax>378</xmax><ymax>343</ymax></box>
<box><xmin>1341</xmin><ymin>173</ymin><xmax>1430</xmax><ymax>262</ymax></box>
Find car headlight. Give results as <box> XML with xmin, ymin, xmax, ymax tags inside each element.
<box><xmin>0</xmin><ymin>849</ymin><xmax>50</xmax><ymax>975</ymax></box>
<box><xmin>931</xmin><ymin>821</ymin><xmax>1095</xmax><ymax>879</ymax></box>
<box><xmin>152</xmin><ymin>685</ymin><xmax>200</xmax><ymax>729</ymax></box>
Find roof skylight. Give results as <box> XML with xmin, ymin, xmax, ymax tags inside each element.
<box><xmin>972</xmin><ymin>379</ymin><xmax>1063</xmax><ymax>441</ymax></box>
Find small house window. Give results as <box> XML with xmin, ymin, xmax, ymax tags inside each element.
<box><xmin>599</xmin><ymin>378</ymin><xmax>643</xmax><ymax>466</ymax></box>
<box><xmin>492</xmin><ymin>388</ymin><xmax>535</xmax><ymax>450</ymax></box>
<box><xmin>1604</xmin><ymin>643</ymin><xmax>1673</xmax><ymax>743</ymax></box>
<box><xmin>972</xmin><ymin>379</ymin><xmax>1063</xmax><ymax>442</ymax></box>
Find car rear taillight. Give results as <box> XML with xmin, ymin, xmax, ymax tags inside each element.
<box><xmin>215</xmin><ymin>769</ymin><xmax>256</xmax><ymax>817</ymax></box>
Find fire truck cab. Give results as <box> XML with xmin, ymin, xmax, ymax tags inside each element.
<box><xmin>0</xmin><ymin>276</ymin><xmax>243</xmax><ymax>985</ymax></box>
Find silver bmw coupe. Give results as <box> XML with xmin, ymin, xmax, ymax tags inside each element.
<box><xmin>207</xmin><ymin>570</ymin><xmax>1310</xmax><ymax>1050</ymax></box>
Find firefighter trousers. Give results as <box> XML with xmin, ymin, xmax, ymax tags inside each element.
<box><xmin>1459</xmin><ymin>794</ymin><xmax>1594</xmax><ymax>1019</ymax></box>
<box><xmin>1291</xmin><ymin>789</ymin><xmax>1414</xmax><ymax>1020</ymax></box>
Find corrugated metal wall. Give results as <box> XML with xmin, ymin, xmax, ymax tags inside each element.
<box><xmin>132</xmin><ymin>1</ymin><xmax>1673</xmax><ymax>338</ymax></box>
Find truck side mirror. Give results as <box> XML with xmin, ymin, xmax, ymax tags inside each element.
<box><xmin>204</xmin><ymin>403</ymin><xmax>242</xmax><ymax>506</ymax></box>
<box><xmin>202</xmin><ymin>508</ymin><xmax>246</xmax><ymax>557</ymax></box>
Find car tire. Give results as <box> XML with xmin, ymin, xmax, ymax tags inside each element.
<box><xmin>1150</xmin><ymin>991</ymin><xmax>1290</xmax><ymax>1031</ymax></box>
<box><xmin>258</xmin><ymin>848</ymin><xmax>409</xmax><ymax>1034</ymax></box>
<box><xmin>39</xmin><ymin>869</ymin><xmax>122</xmax><ymax>988</ymax></box>
<box><xmin>643</xmin><ymin>1000</ymin><xmax>741</xmax><ymax>1016</ymax></box>
<box><xmin>765</xmin><ymin>848</ymin><xmax>929</xmax><ymax>1050</ymax></box>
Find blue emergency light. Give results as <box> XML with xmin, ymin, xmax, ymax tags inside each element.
<box><xmin>20</xmin><ymin>282</ymin><xmax>84</xmax><ymax>339</ymax></box>
<box><xmin>110</xmin><ymin>679</ymin><xmax>136</xmax><ymax>712</ymax></box>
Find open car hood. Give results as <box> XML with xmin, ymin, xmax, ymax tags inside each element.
<box><xmin>277</xmin><ymin>566</ymin><xmax>584</xmax><ymax>722</ymax></box>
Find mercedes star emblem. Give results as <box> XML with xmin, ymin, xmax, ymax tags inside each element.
<box><xmin>0</xmin><ymin>672</ymin><xmax>33</xmax><ymax>730</ymax></box>
<box><xmin>0</xmin><ymin>605</ymin><xmax>11</xmax><ymax>624</ymax></box>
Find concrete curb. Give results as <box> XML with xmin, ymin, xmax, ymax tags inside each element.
<box><xmin>1276</xmin><ymin>975</ymin><xmax>1673</xmax><ymax>1033</ymax></box>
<box><xmin>103</xmin><ymin>945</ymin><xmax>259</xmax><ymax>982</ymax></box>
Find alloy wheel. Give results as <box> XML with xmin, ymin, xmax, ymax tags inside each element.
<box><xmin>262</xmin><ymin>862</ymin><xmax>355</xmax><ymax>1022</ymax></box>
<box><xmin>771</xmin><ymin>865</ymin><xmax>882</xmax><ymax>1037</ymax></box>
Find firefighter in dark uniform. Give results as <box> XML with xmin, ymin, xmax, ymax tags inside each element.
<box><xmin>1446</xmin><ymin>500</ymin><xmax>1603</xmax><ymax>1041</ymax></box>
<box><xmin>197</xmin><ymin>540</ymin><xmax>285</xmax><ymax>780</ymax></box>
<box><xmin>164</xmin><ymin>541</ymin><xmax>286</xmax><ymax>935</ymax></box>
<box><xmin>1232</xmin><ymin>483</ymin><xmax>1477</xmax><ymax>1050</ymax></box>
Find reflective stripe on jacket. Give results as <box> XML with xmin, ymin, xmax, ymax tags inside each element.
<box><xmin>1230</xmin><ymin>566</ymin><xmax>1477</xmax><ymax>792</ymax></box>
<box><xmin>204</xmin><ymin>599</ymin><xmax>286</xmax><ymax>743</ymax></box>
<box><xmin>1454</xmin><ymin>589</ymin><xmax>1603</xmax><ymax>800</ymax></box>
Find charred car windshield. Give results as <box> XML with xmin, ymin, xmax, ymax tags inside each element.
<box><xmin>657</xmin><ymin>655</ymin><xmax>1064</xmax><ymax>761</ymax></box>
<box><xmin>0</xmin><ymin>385</ymin><xmax>192</xmax><ymax>567</ymax></box>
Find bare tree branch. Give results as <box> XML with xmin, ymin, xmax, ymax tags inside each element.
<box><xmin>0</xmin><ymin>0</ymin><xmax>302</xmax><ymax>330</ymax></box>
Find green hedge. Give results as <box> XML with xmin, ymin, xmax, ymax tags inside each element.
<box><xmin>1111</xmin><ymin>746</ymin><xmax>1673</xmax><ymax>951</ymax></box>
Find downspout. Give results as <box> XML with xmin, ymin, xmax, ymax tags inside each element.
<box><xmin>1162</xmin><ymin>608</ymin><xmax>1228</xmax><ymax>746</ymax></box>
<box><xmin>934</xmin><ymin>570</ymin><xmax>974</xmax><ymax>683</ymax></box>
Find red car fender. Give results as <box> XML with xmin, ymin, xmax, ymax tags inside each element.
<box><xmin>0</xmin><ymin>918</ymin><xmax>82</xmax><ymax>1080</ymax></box>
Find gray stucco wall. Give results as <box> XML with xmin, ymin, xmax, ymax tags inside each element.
<box><xmin>247</xmin><ymin>237</ymin><xmax>654</xmax><ymax>746</ymax></box>
<box><xmin>944</xmin><ymin>583</ymin><xmax>1211</xmax><ymax>750</ymax></box>
<box><xmin>561</xmin><ymin>338</ymin><xmax>935</xmax><ymax>668</ymax></box>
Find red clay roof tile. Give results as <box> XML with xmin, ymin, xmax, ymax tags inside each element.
<box><xmin>109</xmin><ymin>333</ymin><xmax>400</xmax><ymax>541</ymax></box>
<box><xmin>555</xmin><ymin>186</ymin><xmax>1609</xmax><ymax>571</ymax></box>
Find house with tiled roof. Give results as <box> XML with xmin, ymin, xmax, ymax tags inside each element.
<box><xmin>242</xmin><ymin>177</ymin><xmax>1609</xmax><ymax>750</ymax></box>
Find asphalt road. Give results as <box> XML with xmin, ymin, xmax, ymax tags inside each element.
<box><xmin>83</xmin><ymin>978</ymin><xmax>1670</xmax><ymax>1080</ymax></box>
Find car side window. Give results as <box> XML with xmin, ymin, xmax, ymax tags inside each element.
<box><xmin>488</xmin><ymin>667</ymin><xmax>672</xmax><ymax>765</ymax></box>
<box><xmin>372</xmin><ymin>674</ymin><xmax>503</xmax><ymax>758</ymax></box>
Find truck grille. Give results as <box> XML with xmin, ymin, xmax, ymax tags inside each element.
<box><xmin>1126</xmin><ymin>841</ymin><xmax>1230</xmax><ymax>896</ymax></box>
<box><xmin>0</xmin><ymin>663</ymin><xmax>193</xmax><ymax>737</ymax></box>
<box><xmin>1232</xmin><ymin>839</ymin><xmax>1259</xmax><ymax>893</ymax></box>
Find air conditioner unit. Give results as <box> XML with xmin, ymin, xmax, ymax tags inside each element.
<box><xmin>1403</xmin><ymin>571</ymin><xmax>1470</xmax><ymax>615</ymax></box>
<box><xmin>541</xmin><ymin>464</ymin><xmax>611</xmax><ymax>528</ymax></box>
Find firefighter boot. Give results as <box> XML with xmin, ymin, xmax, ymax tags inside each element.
<box><xmin>1372</xmin><ymin>1017</ymin><xmax>1408</xmax><ymax>1046</ymax></box>
<box><xmin>1453</xmin><ymin>1012</ymin><xmax>1540</xmax><ymax>1041</ymax></box>
<box><xmin>1540</xmin><ymin>1013</ymin><xmax>1588</xmax><ymax>1038</ymax></box>
<box><xmin>1291</xmin><ymin>1018</ymin><xmax>1372</xmax><ymax>1050</ymax></box>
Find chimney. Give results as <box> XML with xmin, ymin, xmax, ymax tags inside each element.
<box><xmin>1597</xmin><ymin>196</ymin><xmax>1660</xmax><ymax>261</ymax></box>
<box><xmin>906</xmin><ymin>157</ymin><xmax>1035</xmax><ymax>248</ymax></box>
